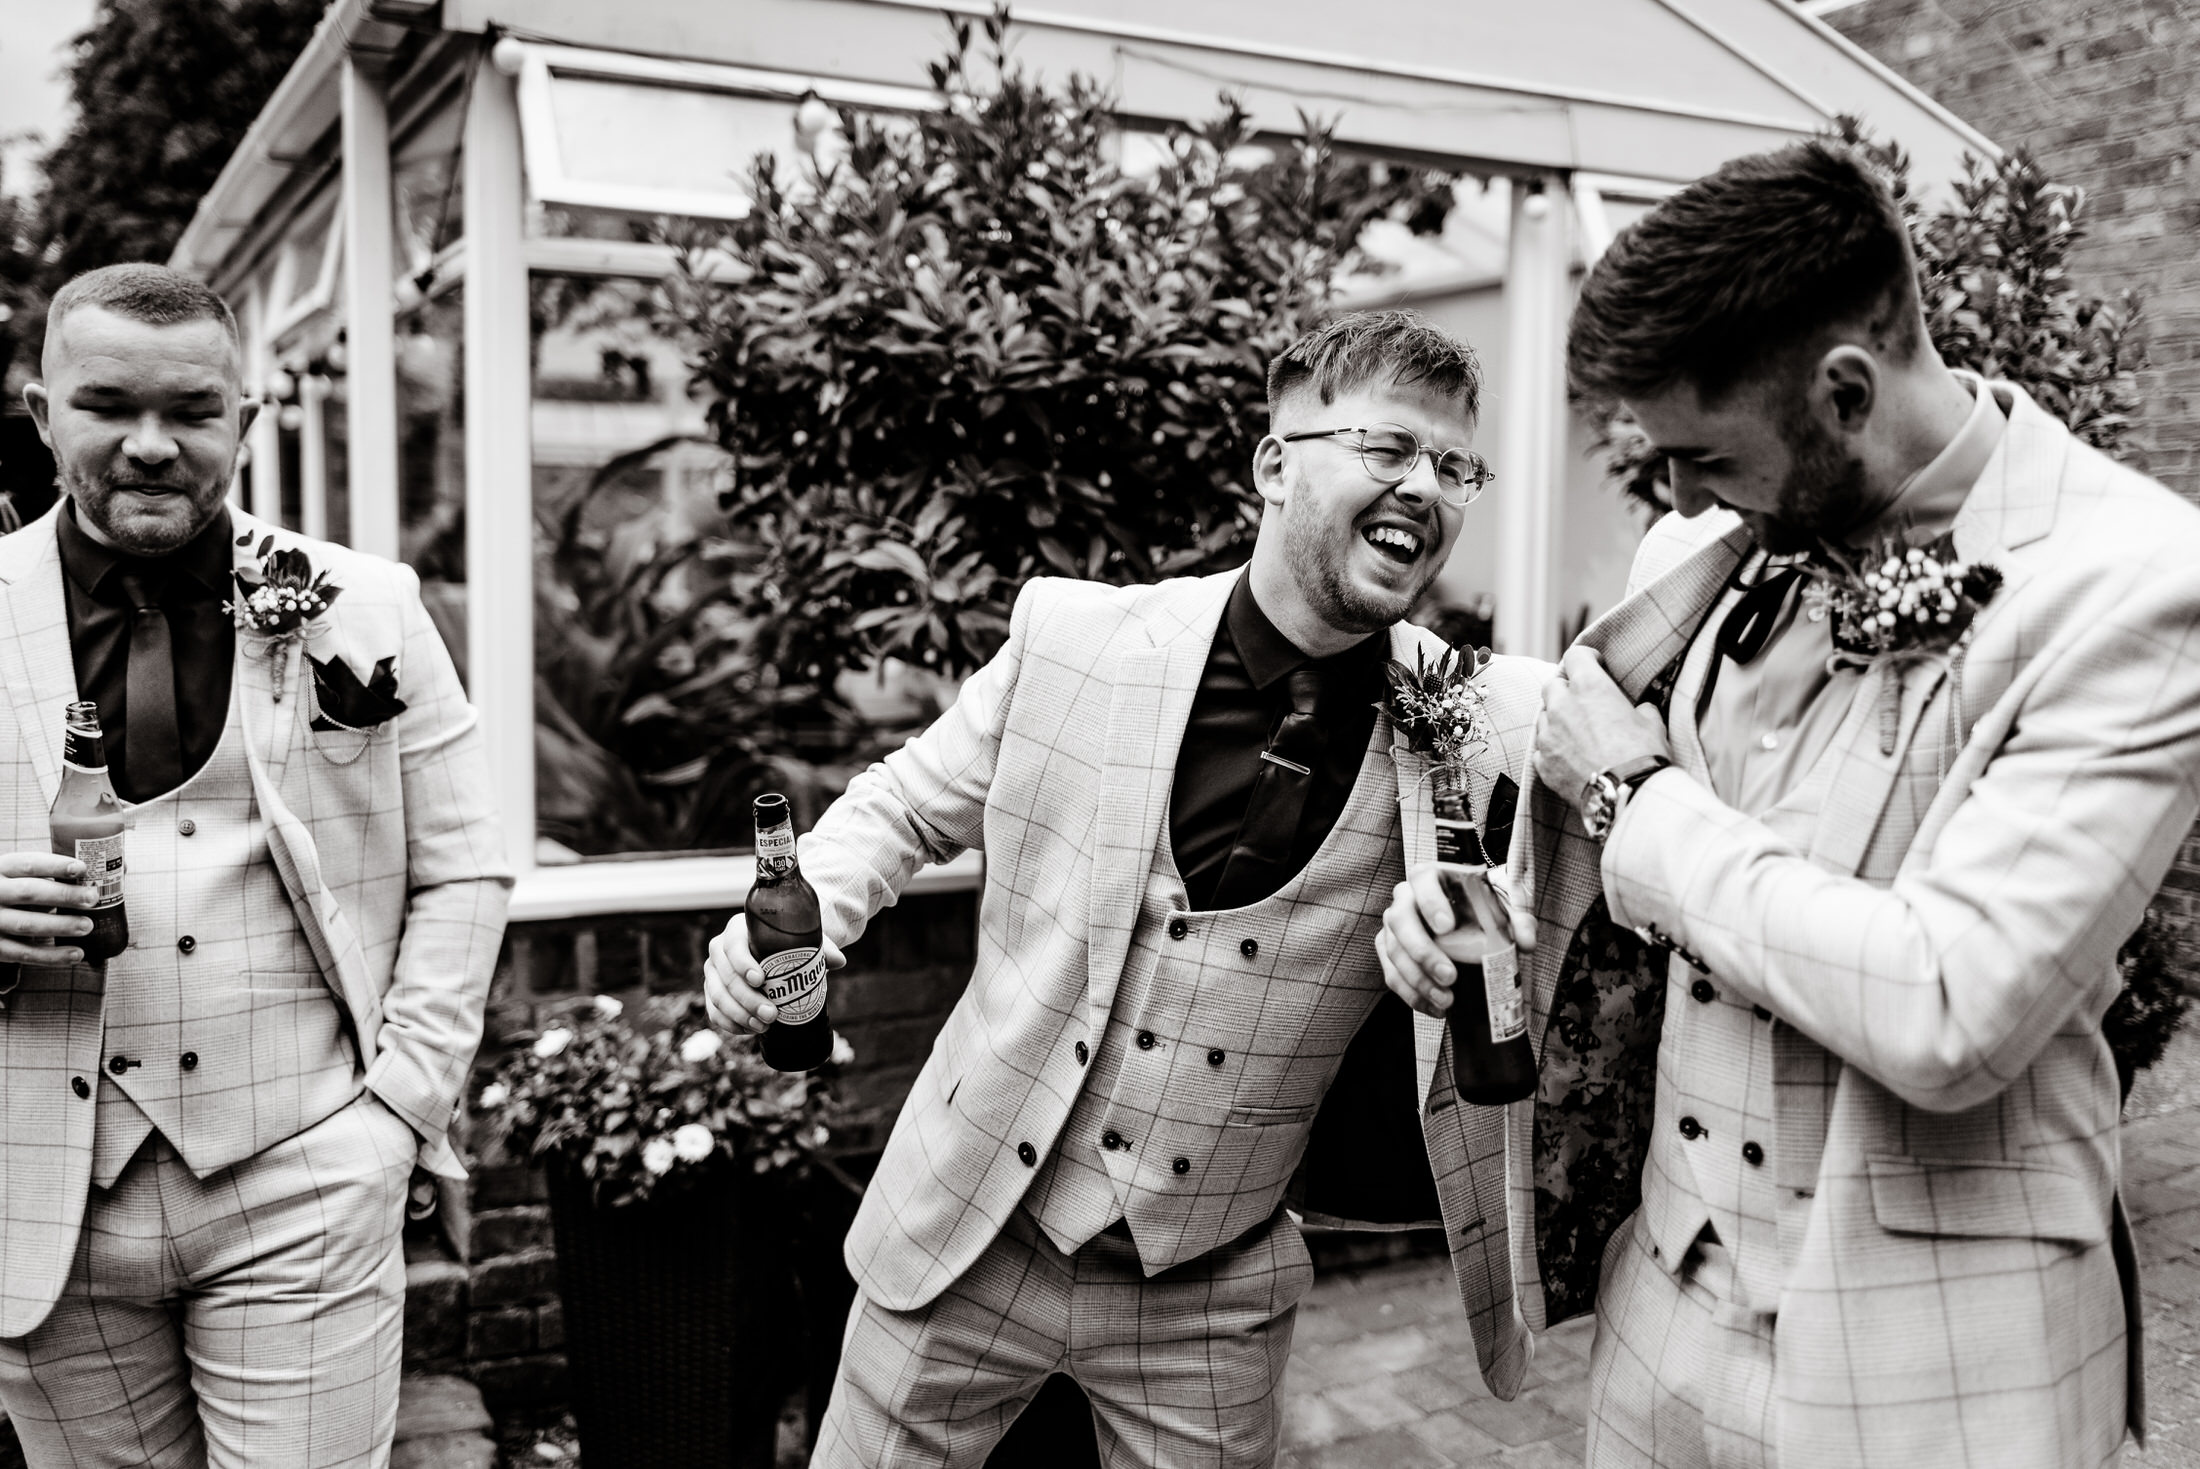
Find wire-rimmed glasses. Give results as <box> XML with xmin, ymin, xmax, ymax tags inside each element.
<box><xmin>1280</xmin><ymin>423</ymin><xmax>1494</xmax><ymax>507</ymax></box>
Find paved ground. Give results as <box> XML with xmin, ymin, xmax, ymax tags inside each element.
<box><xmin>1279</xmin><ymin>1022</ymin><xmax>2200</xmax><ymax>1469</ymax></box>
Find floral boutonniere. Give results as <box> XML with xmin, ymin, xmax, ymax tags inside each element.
<box><xmin>1385</xmin><ymin>641</ymin><xmax>1495</xmax><ymax>770</ymax></box>
<box><xmin>226</xmin><ymin>533</ymin><xmax>343</xmax><ymax>701</ymax></box>
<box><xmin>1803</xmin><ymin>528</ymin><xmax>2002</xmax><ymax>754</ymax></box>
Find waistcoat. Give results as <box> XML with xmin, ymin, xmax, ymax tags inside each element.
<box><xmin>1640</xmin><ymin>585</ymin><xmax>1846</xmax><ymax>1307</ymax></box>
<box><xmin>90</xmin><ymin>685</ymin><xmax>357</xmax><ymax>1188</ymax></box>
<box><xmin>1025</xmin><ymin>717</ymin><xmax>1404</xmax><ymax>1273</ymax></box>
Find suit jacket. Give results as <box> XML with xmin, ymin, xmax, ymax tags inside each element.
<box><xmin>0</xmin><ymin>505</ymin><xmax>511</xmax><ymax>1339</ymax></box>
<box><xmin>1509</xmin><ymin>382</ymin><xmax>2198</xmax><ymax>1466</ymax></box>
<box><xmin>801</xmin><ymin>569</ymin><xmax>1547</xmax><ymax>1399</ymax></box>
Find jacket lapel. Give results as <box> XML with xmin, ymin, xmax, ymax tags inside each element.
<box><xmin>1808</xmin><ymin>381</ymin><xmax>2055</xmax><ymax>877</ymax></box>
<box><xmin>1085</xmin><ymin>573</ymin><xmax>1235</xmax><ymax>1031</ymax></box>
<box><xmin>0</xmin><ymin>510</ymin><xmax>78</xmax><ymax>809</ymax></box>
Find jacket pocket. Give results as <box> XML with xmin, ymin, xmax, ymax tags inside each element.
<box><xmin>1865</xmin><ymin>1153</ymin><xmax>2107</xmax><ymax>1247</ymax></box>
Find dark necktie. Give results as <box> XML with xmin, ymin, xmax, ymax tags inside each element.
<box><xmin>118</xmin><ymin>569</ymin><xmax>183</xmax><ymax>799</ymax></box>
<box><xmin>1693</xmin><ymin>562</ymin><xmax>1809</xmax><ymax>726</ymax></box>
<box><xmin>1210</xmin><ymin>665</ymin><xmax>1327</xmax><ymax>910</ymax></box>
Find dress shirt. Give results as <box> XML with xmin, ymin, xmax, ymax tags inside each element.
<box><xmin>1169</xmin><ymin>572</ymin><xmax>1386</xmax><ymax>911</ymax></box>
<box><xmin>55</xmin><ymin>499</ymin><xmax>237</xmax><ymax>804</ymax></box>
<box><xmin>1700</xmin><ymin>373</ymin><xmax>2006</xmax><ymax>815</ymax></box>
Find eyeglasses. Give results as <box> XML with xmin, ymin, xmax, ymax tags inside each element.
<box><xmin>1280</xmin><ymin>424</ymin><xmax>1494</xmax><ymax>507</ymax></box>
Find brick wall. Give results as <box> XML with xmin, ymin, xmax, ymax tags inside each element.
<box><xmin>404</xmin><ymin>891</ymin><xmax>977</xmax><ymax>1416</ymax></box>
<box><xmin>1824</xmin><ymin>0</ymin><xmax>2199</xmax><ymax>498</ymax></box>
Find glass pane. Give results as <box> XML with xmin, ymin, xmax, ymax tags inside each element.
<box><xmin>396</xmin><ymin>289</ymin><xmax>466</xmax><ymax>668</ymax></box>
<box><xmin>393</xmin><ymin>98</ymin><xmax>464</xmax><ymax>280</ymax></box>
<box><xmin>543</xmin><ymin>76</ymin><xmax>811</xmax><ymax>207</ymax></box>
<box><xmin>530</xmin><ymin>271</ymin><xmax>944</xmax><ymax>862</ymax></box>
<box><xmin>282</xmin><ymin>209</ymin><xmax>335</xmax><ymax>312</ymax></box>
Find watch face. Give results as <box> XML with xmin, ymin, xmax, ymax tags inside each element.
<box><xmin>1582</xmin><ymin>776</ymin><xmax>1617</xmax><ymax>839</ymax></box>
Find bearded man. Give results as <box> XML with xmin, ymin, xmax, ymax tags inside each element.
<box><xmin>1380</xmin><ymin>141</ymin><xmax>2200</xmax><ymax>1468</ymax></box>
<box><xmin>707</xmin><ymin>310</ymin><xmax>1548</xmax><ymax>1466</ymax></box>
<box><xmin>0</xmin><ymin>264</ymin><xmax>509</xmax><ymax>1467</ymax></box>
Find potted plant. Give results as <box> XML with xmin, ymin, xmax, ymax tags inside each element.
<box><xmin>478</xmin><ymin>994</ymin><xmax>848</xmax><ymax>1468</ymax></box>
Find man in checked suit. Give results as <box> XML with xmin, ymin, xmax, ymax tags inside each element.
<box><xmin>1383</xmin><ymin>143</ymin><xmax>2200</xmax><ymax>1468</ymax></box>
<box><xmin>706</xmin><ymin>310</ymin><xmax>1548</xmax><ymax>1465</ymax></box>
<box><xmin>0</xmin><ymin>264</ymin><xmax>510</xmax><ymax>1466</ymax></box>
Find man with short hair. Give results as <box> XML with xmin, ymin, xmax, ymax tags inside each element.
<box><xmin>707</xmin><ymin>310</ymin><xmax>1545</xmax><ymax>1466</ymax></box>
<box><xmin>1381</xmin><ymin>141</ymin><xmax>2200</xmax><ymax>1468</ymax></box>
<box><xmin>0</xmin><ymin>263</ymin><xmax>510</xmax><ymax>1467</ymax></box>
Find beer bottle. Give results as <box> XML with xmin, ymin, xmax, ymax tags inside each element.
<box><xmin>51</xmin><ymin>701</ymin><xmax>129</xmax><ymax>965</ymax></box>
<box><xmin>746</xmin><ymin>793</ymin><xmax>832</xmax><ymax>1071</ymax></box>
<box><xmin>1430</xmin><ymin>765</ymin><xmax>1534</xmax><ymax>1105</ymax></box>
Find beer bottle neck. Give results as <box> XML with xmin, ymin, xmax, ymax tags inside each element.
<box><xmin>1430</xmin><ymin>762</ymin><xmax>1480</xmax><ymax>867</ymax></box>
<box><xmin>62</xmin><ymin>728</ymin><xmax>110</xmax><ymax>773</ymax></box>
<box><xmin>754</xmin><ymin>817</ymin><xmax>798</xmax><ymax>879</ymax></box>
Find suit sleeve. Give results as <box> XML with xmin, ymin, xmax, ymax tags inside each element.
<box><xmin>794</xmin><ymin>579</ymin><xmax>1039</xmax><ymax>950</ymax></box>
<box><xmin>366</xmin><ymin>563</ymin><xmax>514</xmax><ymax>1146</ymax></box>
<box><xmin>1602</xmin><ymin>568</ymin><xmax>2200</xmax><ymax>1113</ymax></box>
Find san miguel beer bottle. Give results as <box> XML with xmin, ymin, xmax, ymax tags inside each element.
<box><xmin>1429</xmin><ymin>765</ymin><xmax>1534</xmax><ymax>1105</ymax></box>
<box><xmin>746</xmin><ymin>793</ymin><xmax>832</xmax><ymax>1071</ymax></box>
<box><xmin>51</xmin><ymin>701</ymin><xmax>130</xmax><ymax>965</ymax></box>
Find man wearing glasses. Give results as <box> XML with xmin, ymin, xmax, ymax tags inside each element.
<box><xmin>707</xmin><ymin>310</ymin><xmax>1544</xmax><ymax>1466</ymax></box>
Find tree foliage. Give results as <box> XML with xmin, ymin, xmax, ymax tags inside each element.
<box><xmin>36</xmin><ymin>0</ymin><xmax>322</xmax><ymax>287</ymax></box>
<box><xmin>664</xmin><ymin>11</ymin><xmax>1454</xmax><ymax>684</ymax></box>
<box><xmin>1596</xmin><ymin>122</ymin><xmax>2146</xmax><ymax>517</ymax></box>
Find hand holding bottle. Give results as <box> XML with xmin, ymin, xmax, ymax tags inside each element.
<box><xmin>703</xmin><ymin>913</ymin><xmax>846</xmax><ymax>1035</ymax></box>
<box><xmin>0</xmin><ymin>853</ymin><xmax>102</xmax><ymax>967</ymax></box>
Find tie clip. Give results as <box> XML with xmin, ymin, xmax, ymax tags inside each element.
<box><xmin>1260</xmin><ymin>750</ymin><xmax>1312</xmax><ymax>776</ymax></box>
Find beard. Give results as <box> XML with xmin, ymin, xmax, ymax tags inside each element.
<box><xmin>1276</xmin><ymin>485</ymin><xmax>1428</xmax><ymax>637</ymax></box>
<box><xmin>63</xmin><ymin>456</ymin><xmax>234</xmax><ymax>557</ymax></box>
<box><xmin>1752</xmin><ymin>401</ymin><xmax>1871</xmax><ymax>556</ymax></box>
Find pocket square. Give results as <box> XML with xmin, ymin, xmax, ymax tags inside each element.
<box><xmin>310</xmin><ymin>653</ymin><xmax>408</xmax><ymax>732</ymax></box>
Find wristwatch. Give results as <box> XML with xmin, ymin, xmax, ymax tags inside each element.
<box><xmin>1580</xmin><ymin>754</ymin><xmax>1672</xmax><ymax>842</ymax></box>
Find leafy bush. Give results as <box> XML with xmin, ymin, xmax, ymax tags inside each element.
<box><xmin>662</xmin><ymin>12</ymin><xmax>1454</xmax><ymax>683</ymax></box>
<box><xmin>478</xmin><ymin>993</ymin><xmax>847</xmax><ymax>1208</ymax></box>
<box><xmin>1594</xmin><ymin>122</ymin><xmax>2146</xmax><ymax>517</ymax></box>
<box><xmin>2110</xmin><ymin>907</ymin><xmax>2192</xmax><ymax>1103</ymax></box>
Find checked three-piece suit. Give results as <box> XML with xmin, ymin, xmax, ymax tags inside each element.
<box><xmin>0</xmin><ymin>506</ymin><xmax>510</xmax><ymax>1467</ymax></box>
<box><xmin>791</xmin><ymin>569</ymin><xmax>1547</xmax><ymax>1465</ymax></box>
<box><xmin>1507</xmin><ymin>381</ymin><xmax>2200</xmax><ymax>1467</ymax></box>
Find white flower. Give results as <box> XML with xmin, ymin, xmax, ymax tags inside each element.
<box><xmin>673</xmin><ymin>1123</ymin><xmax>716</xmax><ymax>1162</ymax></box>
<box><xmin>477</xmin><ymin>1082</ymin><xmax>510</xmax><ymax>1111</ymax></box>
<box><xmin>642</xmin><ymin>1137</ymin><xmax>678</xmax><ymax>1175</ymax></box>
<box><xmin>829</xmin><ymin>1032</ymin><xmax>856</xmax><ymax>1067</ymax></box>
<box><xmin>592</xmin><ymin>995</ymin><xmax>623</xmax><ymax>1020</ymax></box>
<box><xmin>533</xmin><ymin>1027</ymin><xmax>574</xmax><ymax>1059</ymax></box>
<box><xmin>803</xmin><ymin>1124</ymin><xmax>832</xmax><ymax>1149</ymax></box>
<box><xmin>680</xmin><ymin>1030</ymin><xmax>723</xmax><ymax>1064</ymax></box>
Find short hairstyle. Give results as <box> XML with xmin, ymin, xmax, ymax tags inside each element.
<box><xmin>1267</xmin><ymin>309</ymin><xmax>1482</xmax><ymax>424</ymax></box>
<box><xmin>46</xmin><ymin>263</ymin><xmax>241</xmax><ymax>354</ymax></box>
<box><xmin>1567</xmin><ymin>141</ymin><xmax>1923</xmax><ymax>406</ymax></box>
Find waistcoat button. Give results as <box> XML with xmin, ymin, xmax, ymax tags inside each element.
<box><xmin>177</xmin><ymin>935</ymin><xmax>196</xmax><ymax>954</ymax></box>
<box><xmin>1742</xmin><ymin>1141</ymin><xmax>1764</xmax><ymax>1167</ymax></box>
<box><xmin>1136</xmin><ymin>1030</ymin><xmax>1155</xmax><ymax>1050</ymax></box>
<box><xmin>1074</xmin><ymin>1041</ymin><xmax>1089</xmax><ymax>1065</ymax></box>
<box><xmin>1207</xmin><ymin>1048</ymin><xmax>1225</xmax><ymax>1067</ymax></box>
<box><xmin>71</xmin><ymin>1076</ymin><xmax>89</xmax><ymax>1099</ymax></box>
<box><xmin>1016</xmin><ymin>1141</ymin><xmax>1037</xmax><ymax>1166</ymax></box>
<box><xmin>1690</xmin><ymin>978</ymin><xmax>1716</xmax><ymax>1004</ymax></box>
<box><xmin>177</xmin><ymin>819</ymin><xmax>196</xmax><ymax>837</ymax></box>
<box><xmin>1678</xmin><ymin>1115</ymin><xmax>1703</xmax><ymax>1140</ymax></box>
<box><xmin>108</xmin><ymin>1055</ymin><xmax>130</xmax><ymax>1075</ymax></box>
<box><xmin>1172</xmin><ymin>1157</ymin><xmax>1190</xmax><ymax>1175</ymax></box>
<box><xmin>1101</xmin><ymin>1130</ymin><xmax>1123</xmax><ymax>1150</ymax></box>
<box><xmin>180</xmin><ymin>1052</ymin><xmax>198</xmax><ymax>1071</ymax></box>
<box><xmin>1239</xmin><ymin>938</ymin><xmax>1258</xmax><ymax>957</ymax></box>
<box><xmin>1167</xmin><ymin>918</ymin><xmax>1189</xmax><ymax>940</ymax></box>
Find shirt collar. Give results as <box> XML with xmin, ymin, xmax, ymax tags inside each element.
<box><xmin>1861</xmin><ymin>368</ymin><xmax>2005</xmax><ymax>543</ymax></box>
<box><xmin>1223</xmin><ymin>570</ymin><xmax>1385</xmax><ymax>692</ymax></box>
<box><xmin>56</xmin><ymin>498</ymin><xmax>237</xmax><ymax>603</ymax></box>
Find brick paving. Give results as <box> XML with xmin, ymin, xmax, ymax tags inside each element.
<box><xmin>1282</xmin><ymin>1023</ymin><xmax>2200</xmax><ymax>1469</ymax></box>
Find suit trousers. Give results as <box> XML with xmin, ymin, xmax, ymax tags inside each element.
<box><xmin>0</xmin><ymin>1091</ymin><xmax>415</xmax><ymax>1468</ymax></box>
<box><xmin>1585</xmin><ymin>1213</ymin><xmax>1778</xmax><ymax>1469</ymax></box>
<box><xmin>814</xmin><ymin>1203</ymin><xmax>1314</xmax><ymax>1468</ymax></box>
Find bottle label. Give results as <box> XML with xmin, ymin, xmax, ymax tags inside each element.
<box><xmin>1482</xmin><ymin>942</ymin><xmax>1526</xmax><ymax>1043</ymax></box>
<box><xmin>759</xmin><ymin>946</ymin><xmax>827</xmax><ymax>1026</ymax></box>
<box><xmin>756</xmin><ymin>822</ymin><xmax>796</xmax><ymax>863</ymax></box>
<box><xmin>74</xmin><ymin>833</ymin><xmax>126</xmax><ymax>910</ymax></box>
<box><xmin>1434</xmin><ymin>814</ymin><xmax>1488</xmax><ymax>868</ymax></box>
